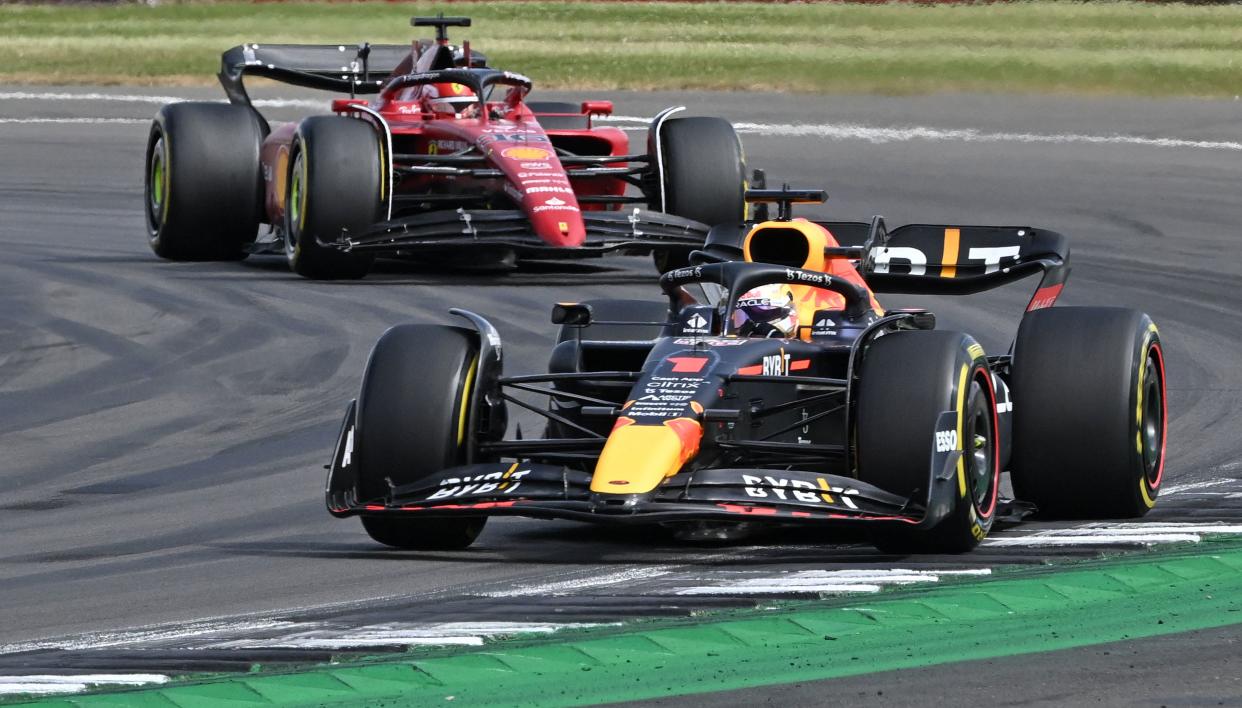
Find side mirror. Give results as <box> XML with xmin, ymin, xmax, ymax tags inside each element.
<box><xmin>551</xmin><ymin>302</ymin><xmax>593</xmax><ymax>327</ymax></box>
<box><xmin>888</xmin><ymin>308</ymin><xmax>936</xmax><ymax>330</ymax></box>
<box><xmin>581</xmin><ymin>100</ymin><xmax>613</xmax><ymax>117</ymax></box>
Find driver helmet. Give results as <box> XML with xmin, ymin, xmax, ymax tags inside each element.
<box><xmin>424</xmin><ymin>82</ymin><xmax>476</xmax><ymax>116</ymax></box>
<box><xmin>731</xmin><ymin>284</ymin><xmax>798</xmax><ymax>338</ymax></box>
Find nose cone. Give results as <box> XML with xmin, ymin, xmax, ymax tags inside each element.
<box><xmin>529</xmin><ymin>206</ymin><xmax>586</xmax><ymax>247</ymax></box>
<box><xmin>590</xmin><ymin>417</ymin><xmax>702</xmax><ymax>494</ymax></box>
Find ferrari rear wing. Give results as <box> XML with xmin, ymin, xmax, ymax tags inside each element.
<box><xmin>818</xmin><ymin>219</ymin><xmax>1071</xmax><ymax>312</ymax></box>
<box><xmin>218</xmin><ymin>43</ymin><xmax>414</xmax><ymax>108</ymax></box>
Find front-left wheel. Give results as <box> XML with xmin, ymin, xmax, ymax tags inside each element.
<box><xmin>144</xmin><ymin>102</ymin><xmax>264</xmax><ymax>260</ymax></box>
<box><xmin>355</xmin><ymin>324</ymin><xmax>487</xmax><ymax>549</ymax></box>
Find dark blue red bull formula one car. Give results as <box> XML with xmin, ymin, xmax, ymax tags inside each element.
<box><xmin>325</xmin><ymin>189</ymin><xmax>1168</xmax><ymax>553</ymax></box>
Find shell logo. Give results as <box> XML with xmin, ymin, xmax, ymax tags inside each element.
<box><xmin>501</xmin><ymin>146</ymin><xmax>552</xmax><ymax>160</ymax></box>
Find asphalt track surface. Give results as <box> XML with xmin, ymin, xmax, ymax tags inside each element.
<box><xmin>2</xmin><ymin>87</ymin><xmax>1242</xmax><ymax>701</ymax></box>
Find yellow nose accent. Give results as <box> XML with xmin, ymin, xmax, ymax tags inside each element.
<box><xmin>591</xmin><ymin>425</ymin><xmax>686</xmax><ymax>494</ymax></box>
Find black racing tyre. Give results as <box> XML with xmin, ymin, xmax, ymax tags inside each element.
<box><xmin>857</xmin><ymin>331</ymin><xmax>1000</xmax><ymax>554</ymax></box>
<box><xmin>526</xmin><ymin>101</ymin><xmax>589</xmax><ymax>130</ymax></box>
<box><xmin>554</xmin><ymin>299</ymin><xmax>670</xmax><ymax>343</ymax></box>
<box><xmin>355</xmin><ymin>324</ymin><xmax>486</xmax><ymax>549</ymax></box>
<box><xmin>144</xmin><ymin>102</ymin><xmax>263</xmax><ymax>261</ymax></box>
<box><xmin>1010</xmin><ymin>307</ymin><xmax>1166</xmax><ymax>519</ymax></box>
<box><xmin>284</xmin><ymin>116</ymin><xmax>380</xmax><ymax>280</ymax></box>
<box><xmin>652</xmin><ymin>116</ymin><xmax>746</xmax><ymax>273</ymax></box>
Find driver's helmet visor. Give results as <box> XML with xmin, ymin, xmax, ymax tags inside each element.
<box><xmin>426</xmin><ymin>82</ymin><xmax>476</xmax><ymax>114</ymax></box>
<box><xmin>730</xmin><ymin>284</ymin><xmax>798</xmax><ymax>338</ymax></box>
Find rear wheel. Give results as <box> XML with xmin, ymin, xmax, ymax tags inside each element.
<box><xmin>145</xmin><ymin>102</ymin><xmax>263</xmax><ymax>260</ymax></box>
<box><xmin>856</xmin><ymin>331</ymin><xmax>999</xmax><ymax>554</ymax></box>
<box><xmin>1010</xmin><ymin>307</ymin><xmax>1166</xmax><ymax>518</ymax></box>
<box><xmin>651</xmin><ymin>117</ymin><xmax>746</xmax><ymax>273</ymax></box>
<box><xmin>285</xmin><ymin>116</ymin><xmax>380</xmax><ymax>280</ymax></box>
<box><xmin>355</xmin><ymin>324</ymin><xmax>486</xmax><ymax>549</ymax></box>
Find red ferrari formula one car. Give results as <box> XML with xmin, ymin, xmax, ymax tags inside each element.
<box><xmin>143</xmin><ymin>15</ymin><xmax>746</xmax><ymax>279</ymax></box>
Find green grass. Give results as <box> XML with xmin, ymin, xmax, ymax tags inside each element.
<box><xmin>4</xmin><ymin>1</ymin><xmax>1242</xmax><ymax>95</ymax></box>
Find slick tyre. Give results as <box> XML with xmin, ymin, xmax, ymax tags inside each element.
<box><xmin>145</xmin><ymin>102</ymin><xmax>263</xmax><ymax>260</ymax></box>
<box><xmin>652</xmin><ymin>117</ymin><xmax>746</xmax><ymax>273</ymax></box>
<box><xmin>1010</xmin><ymin>307</ymin><xmax>1167</xmax><ymax>518</ymax></box>
<box><xmin>355</xmin><ymin>324</ymin><xmax>486</xmax><ymax>549</ymax></box>
<box><xmin>285</xmin><ymin>116</ymin><xmax>381</xmax><ymax>280</ymax></box>
<box><xmin>857</xmin><ymin>331</ymin><xmax>1000</xmax><ymax>554</ymax></box>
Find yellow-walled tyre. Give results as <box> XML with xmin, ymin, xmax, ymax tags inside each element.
<box><xmin>284</xmin><ymin>116</ymin><xmax>379</xmax><ymax>280</ymax></box>
<box><xmin>355</xmin><ymin>324</ymin><xmax>486</xmax><ymax>549</ymax></box>
<box><xmin>857</xmin><ymin>331</ymin><xmax>1000</xmax><ymax>554</ymax></box>
<box><xmin>145</xmin><ymin>102</ymin><xmax>263</xmax><ymax>260</ymax></box>
<box><xmin>651</xmin><ymin>117</ymin><xmax>746</xmax><ymax>274</ymax></box>
<box><xmin>1010</xmin><ymin>307</ymin><xmax>1166</xmax><ymax>518</ymax></box>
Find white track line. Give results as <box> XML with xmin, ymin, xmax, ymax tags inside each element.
<box><xmin>207</xmin><ymin>621</ymin><xmax>609</xmax><ymax>650</ymax></box>
<box><xmin>0</xmin><ymin>674</ymin><xmax>168</xmax><ymax>696</ymax></box>
<box><xmin>677</xmin><ymin>567</ymin><xmax>990</xmax><ymax>595</ymax></box>
<box><xmin>482</xmin><ymin>565</ymin><xmax>675</xmax><ymax>597</ymax></box>
<box><xmin>0</xmin><ymin>117</ymin><xmax>146</xmax><ymax>125</ymax></box>
<box><xmin>983</xmin><ymin>522</ymin><xmax>1242</xmax><ymax>548</ymax></box>
<box><xmin>0</xmin><ymin>91</ymin><xmax>323</xmax><ymax>110</ymax></box>
<box><xmin>4</xmin><ymin>92</ymin><xmax>1242</xmax><ymax>151</ymax></box>
<box><xmin>1163</xmin><ymin>478</ymin><xmax>1237</xmax><ymax>495</ymax></box>
<box><xmin>0</xmin><ymin>619</ymin><xmax>300</xmax><ymax>654</ymax></box>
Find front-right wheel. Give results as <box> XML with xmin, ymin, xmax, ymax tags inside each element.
<box><xmin>856</xmin><ymin>330</ymin><xmax>1000</xmax><ymax>554</ymax></box>
<box><xmin>284</xmin><ymin>116</ymin><xmax>381</xmax><ymax>280</ymax></box>
<box><xmin>650</xmin><ymin>116</ymin><xmax>746</xmax><ymax>273</ymax></box>
<box><xmin>354</xmin><ymin>324</ymin><xmax>487</xmax><ymax>549</ymax></box>
<box><xmin>1009</xmin><ymin>307</ymin><xmax>1166</xmax><ymax>518</ymax></box>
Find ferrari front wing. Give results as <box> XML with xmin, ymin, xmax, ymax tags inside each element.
<box><xmin>322</xmin><ymin>208</ymin><xmax>709</xmax><ymax>259</ymax></box>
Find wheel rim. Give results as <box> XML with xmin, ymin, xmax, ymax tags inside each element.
<box><xmin>1141</xmin><ymin>354</ymin><xmax>1164</xmax><ymax>482</ymax></box>
<box><xmin>147</xmin><ymin>136</ymin><xmax>166</xmax><ymax>228</ymax></box>
<box><xmin>286</xmin><ymin>149</ymin><xmax>307</xmax><ymax>254</ymax></box>
<box><xmin>966</xmin><ymin>378</ymin><xmax>995</xmax><ymax>512</ymax></box>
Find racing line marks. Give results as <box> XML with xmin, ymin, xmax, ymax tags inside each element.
<box><xmin>6</xmin><ymin>92</ymin><xmax>1242</xmax><ymax>153</ymax></box>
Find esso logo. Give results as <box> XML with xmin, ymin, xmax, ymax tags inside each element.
<box><xmin>935</xmin><ymin>430</ymin><xmax>958</xmax><ymax>453</ymax></box>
